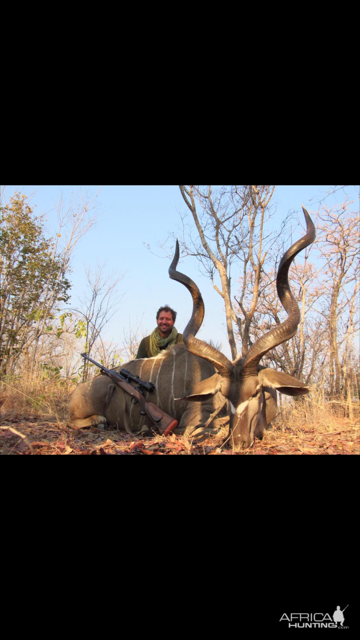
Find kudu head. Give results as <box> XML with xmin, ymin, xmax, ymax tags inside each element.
<box><xmin>169</xmin><ymin>207</ymin><xmax>316</xmax><ymax>450</ymax></box>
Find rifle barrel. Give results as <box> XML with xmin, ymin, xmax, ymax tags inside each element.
<box><xmin>81</xmin><ymin>353</ymin><xmax>111</xmax><ymax>373</ymax></box>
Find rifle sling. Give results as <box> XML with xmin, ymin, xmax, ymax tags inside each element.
<box><xmin>111</xmin><ymin>376</ymin><xmax>162</xmax><ymax>426</ymax></box>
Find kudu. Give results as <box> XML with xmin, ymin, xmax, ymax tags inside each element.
<box><xmin>168</xmin><ymin>206</ymin><xmax>316</xmax><ymax>449</ymax></box>
<box><xmin>68</xmin><ymin>207</ymin><xmax>315</xmax><ymax>450</ymax></box>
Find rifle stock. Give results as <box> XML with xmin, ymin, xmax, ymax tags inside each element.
<box><xmin>80</xmin><ymin>353</ymin><xmax>178</xmax><ymax>435</ymax></box>
<box><xmin>143</xmin><ymin>401</ymin><xmax>178</xmax><ymax>435</ymax></box>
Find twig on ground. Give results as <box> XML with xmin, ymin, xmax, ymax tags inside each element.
<box><xmin>0</xmin><ymin>426</ymin><xmax>35</xmax><ymax>453</ymax></box>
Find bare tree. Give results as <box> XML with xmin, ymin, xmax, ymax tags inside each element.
<box><xmin>73</xmin><ymin>263</ymin><xmax>125</xmax><ymax>379</ymax></box>
<box><xmin>233</xmin><ymin>185</ymin><xmax>276</xmax><ymax>356</ymax></box>
<box><xmin>179</xmin><ymin>185</ymin><xmax>276</xmax><ymax>359</ymax></box>
<box><xmin>245</xmin><ymin>194</ymin><xmax>360</xmax><ymax>409</ymax></box>
<box><xmin>121</xmin><ymin>316</ymin><xmax>145</xmax><ymax>362</ymax></box>
<box><xmin>317</xmin><ymin>198</ymin><xmax>359</xmax><ymax>398</ymax></box>
<box><xmin>342</xmin><ymin>281</ymin><xmax>360</xmax><ymax>418</ymax></box>
<box><xmin>247</xmin><ymin>259</ymin><xmax>325</xmax><ymax>382</ymax></box>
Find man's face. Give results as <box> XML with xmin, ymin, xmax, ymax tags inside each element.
<box><xmin>157</xmin><ymin>311</ymin><xmax>175</xmax><ymax>338</ymax></box>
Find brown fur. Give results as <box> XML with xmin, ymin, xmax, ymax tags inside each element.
<box><xmin>68</xmin><ymin>344</ymin><xmax>227</xmax><ymax>437</ymax></box>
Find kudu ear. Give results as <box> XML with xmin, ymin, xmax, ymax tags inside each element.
<box><xmin>258</xmin><ymin>368</ymin><xmax>310</xmax><ymax>396</ymax></box>
<box><xmin>175</xmin><ymin>373</ymin><xmax>223</xmax><ymax>402</ymax></box>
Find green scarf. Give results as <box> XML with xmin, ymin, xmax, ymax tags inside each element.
<box><xmin>149</xmin><ymin>327</ymin><xmax>178</xmax><ymax>356</ymax></box>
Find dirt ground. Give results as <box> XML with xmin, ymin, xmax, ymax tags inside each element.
<box><xmin>1</xmin><ymin>409</ymin><xmax>359</xmax><ymax>455</ymax></box>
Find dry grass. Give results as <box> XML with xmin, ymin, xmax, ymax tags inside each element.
<box><xmin>0</xmin><ymin>371</ymin><xmax>72</xmax><ymax>425</ymax></box>
<box><xmin>1</xmin><ymin>374</ymin><xmax>359</xmax><ymax>455</ymax></box>
<box><xmin>259</xmin><ymin>394</ymin><xmax>360</xmax><ymax>455</ymax></box>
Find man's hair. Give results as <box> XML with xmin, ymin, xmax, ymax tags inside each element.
<box><xmin>156</xmin><ymin>305</ymin><xmax>177</xmax><ymax>322</ymax></box>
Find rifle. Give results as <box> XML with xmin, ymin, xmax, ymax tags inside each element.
<box><xmin>80</xmin><ymin>353</ymin><xmax>178</xmax><ymax>436</ymax></box>
<box><xmin>120</xmin><ymin>368</ymin><xmax>155</xmax><ymax>394</ymax></box>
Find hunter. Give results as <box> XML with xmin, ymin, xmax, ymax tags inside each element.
<box><xmin>136</xmin><ymin>305</ymin><xmax>183</xmax><ymax>358</ymax></box>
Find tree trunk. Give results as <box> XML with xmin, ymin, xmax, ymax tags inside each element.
<box><xmin>329</xmin><ymin>286</ymin><xmax>341</xmax><ymax>397</ymax></box>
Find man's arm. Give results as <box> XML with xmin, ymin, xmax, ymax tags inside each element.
<box><xmin>136</xmin><ymin>337</ymin><xmax>148</xmax><ymax>359</ymax></box>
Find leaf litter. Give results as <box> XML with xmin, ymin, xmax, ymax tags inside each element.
<box><xmin>0</xmin><ymin>411</ymin><xmax>359</xmax><ymax>455</ymax></box>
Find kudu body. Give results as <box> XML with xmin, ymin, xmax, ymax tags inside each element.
<box><xmin>68</xmin><ymin>207</ymin><xmax>315</xmax><ymax>449</ymax></box>
<box><xmin>68</xmin><ymin>344</ymin><xmax>228</xmax><ymax>436</ymax></box>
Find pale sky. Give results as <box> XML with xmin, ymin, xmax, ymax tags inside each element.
<box><xmin>3</xmin><ymin>185</ymin><xmax>357</xmax><ymax>360</ymax></box>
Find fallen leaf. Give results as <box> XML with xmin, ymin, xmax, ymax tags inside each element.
<box><xmin>139</xmin><ymin>448</ymin><xmax>163</xmax><ymax>455</ymax></box>
<box><xmin>63</xmin><ymin>445</ymin><xmax>73</xmax><ymax>455</ymax></box>
<box><xmin>129</xmin><ymin>441</ymin><xmax>145</xmax><ymax>450</ymax></box>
